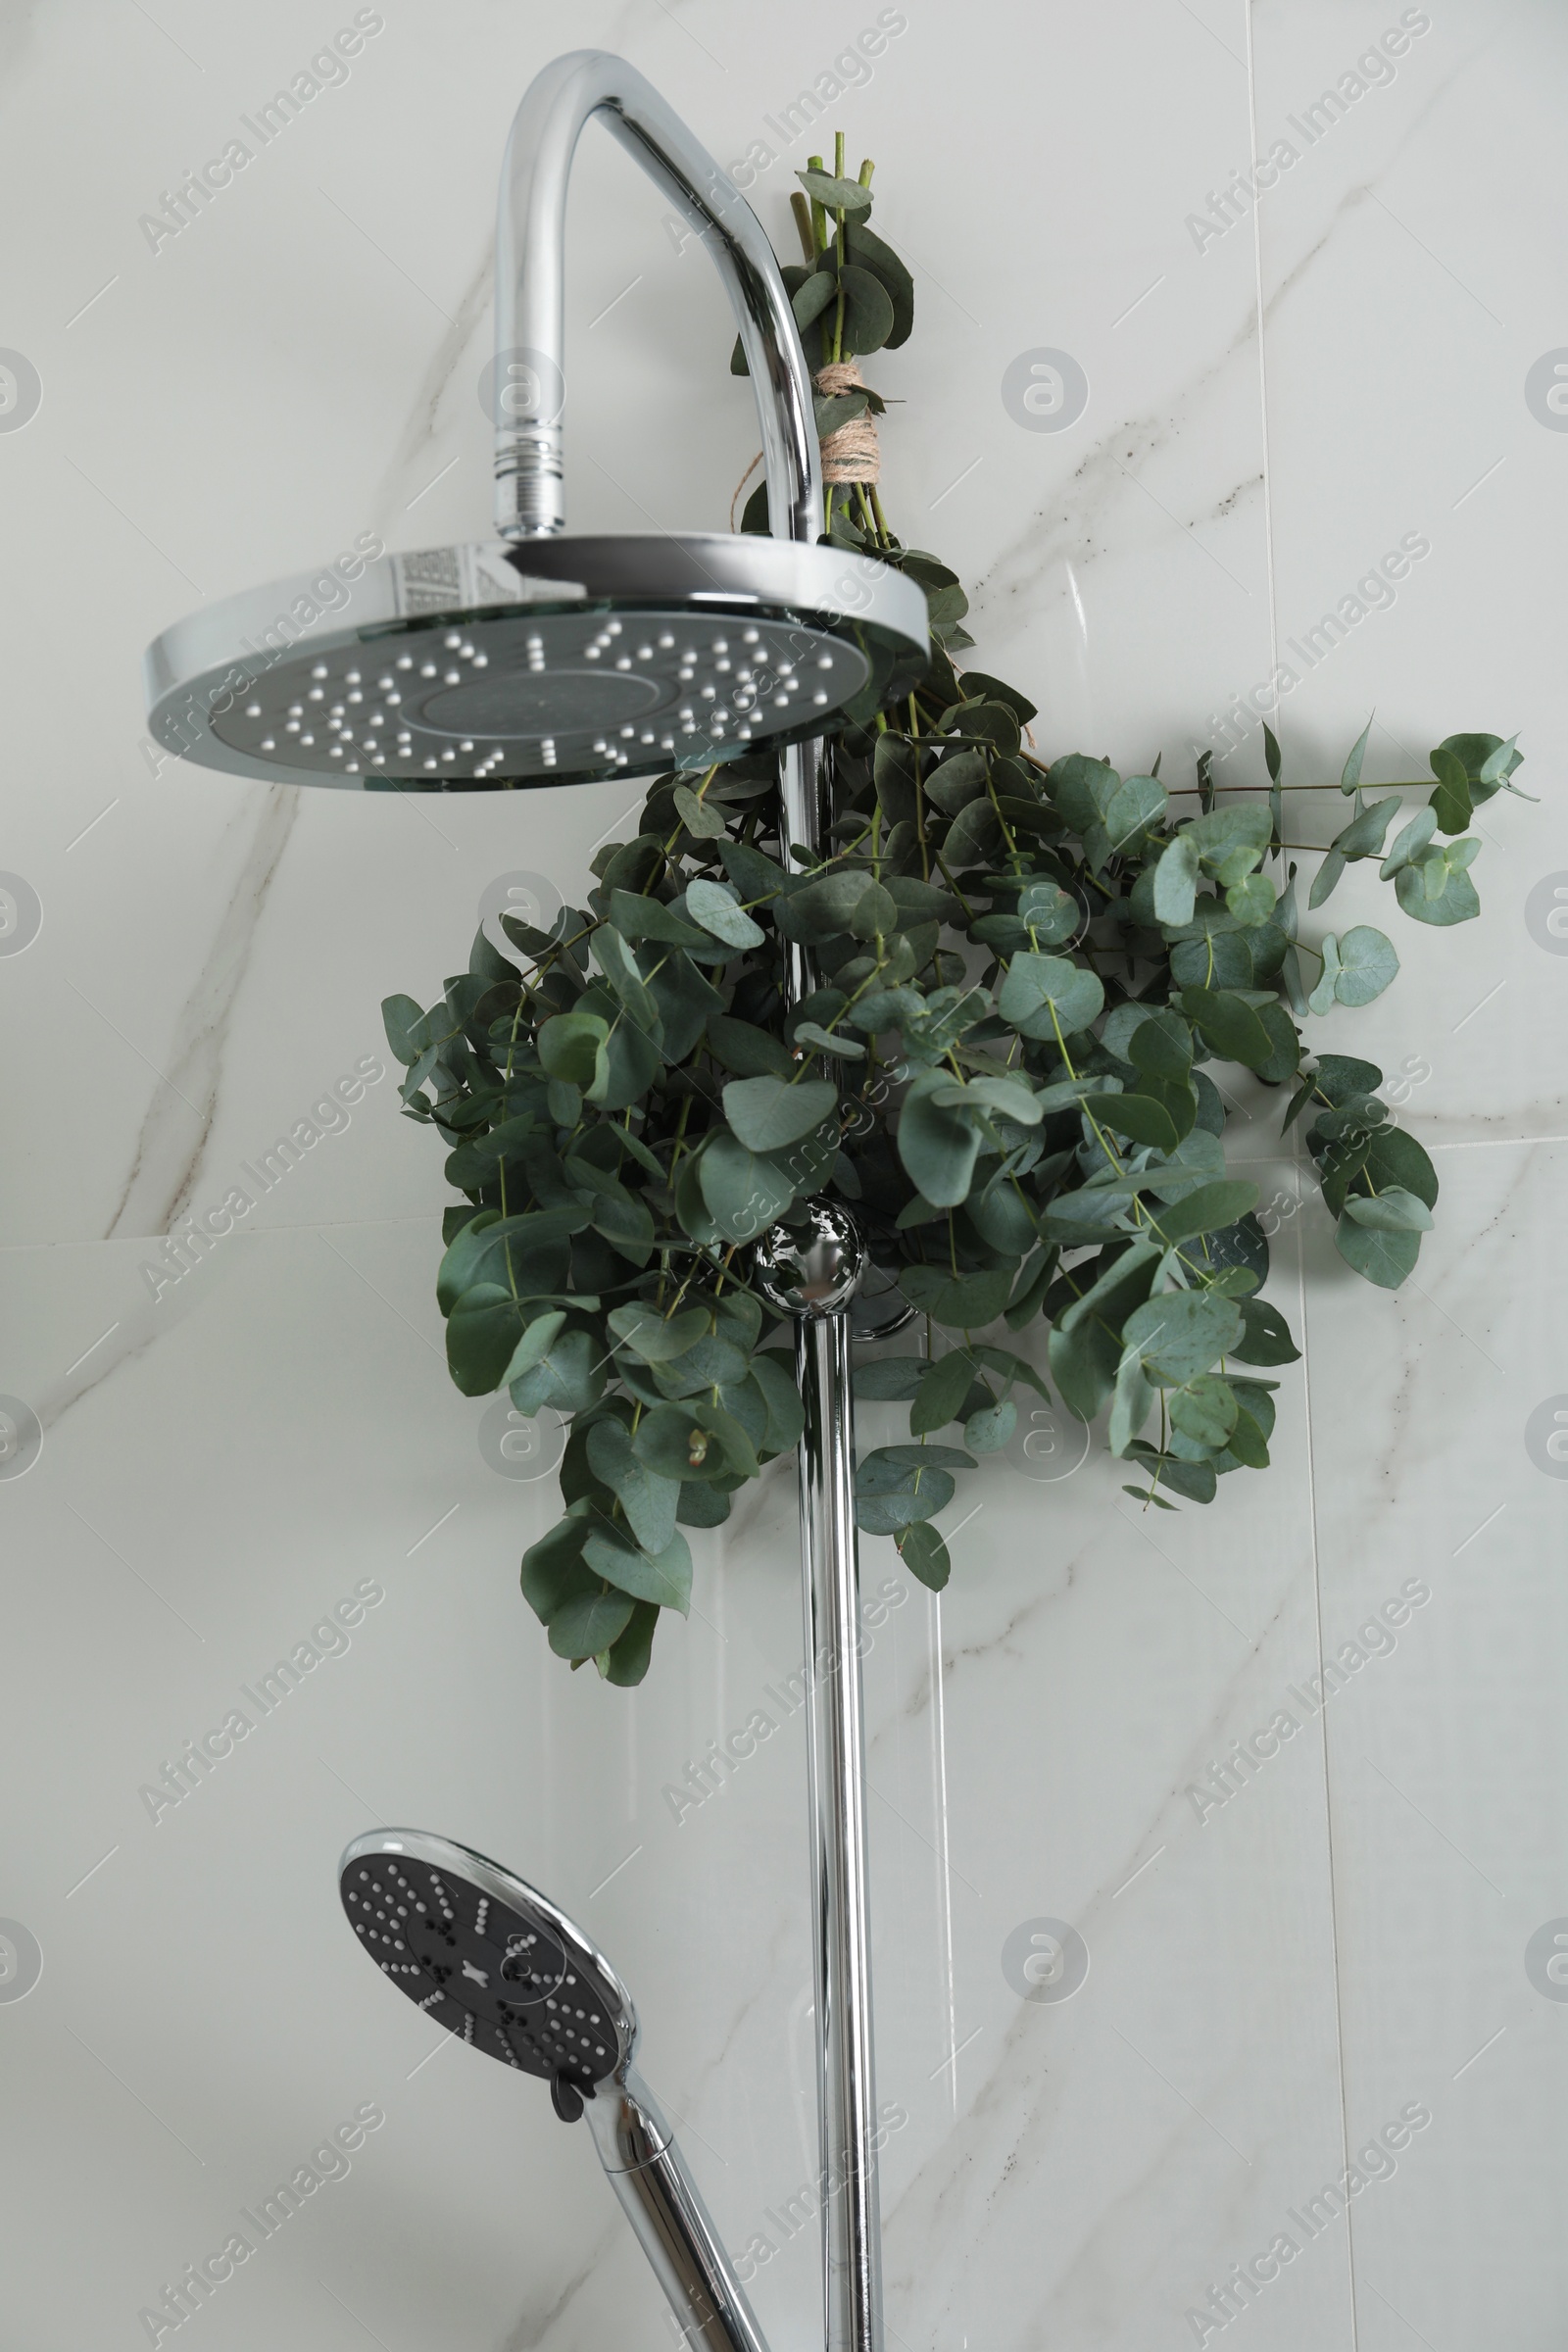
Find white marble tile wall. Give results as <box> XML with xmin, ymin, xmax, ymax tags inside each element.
<box><xmin>1</xmin><ymin>2</ymin><xmax>1562</xmax><ymax>2347</ymax></box>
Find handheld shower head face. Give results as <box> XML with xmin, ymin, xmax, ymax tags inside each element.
<box><xmin>145</xmin><ymin>535</ymin><xmax>928</xmax><ymax>790</ymax></box>
<box><xmin>340</xmin><ymin>1829</ymin><xmax>635</xmax><ymax>2091</ymax></box>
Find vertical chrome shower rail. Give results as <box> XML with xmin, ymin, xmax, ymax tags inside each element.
<box><xmin>777</xmin><ymin>739</ymin><xmax>884</xmax><ymax>2352</ymax></box>
<box><xmin>498</xmin><ymin>54</ymin><xmax>883</xmax><ymax>2352</ymax></box>
<box><xmin>794</xmin><ymin>1297</ymin><xmax>884</xmax><ymax>2352</ymax></box>
<box><xmin>777</xmin><ymin>732</ymin><xmax>884</xmax><ymax>2352</ymax></box>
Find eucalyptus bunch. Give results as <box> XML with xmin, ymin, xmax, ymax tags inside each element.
<box><xmin>382</xmin><ymin>140</ymin><xmax>1526</xmax><ymax>1686</ymax></box>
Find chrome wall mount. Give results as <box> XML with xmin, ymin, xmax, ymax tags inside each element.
<box><xmin>146</xmin><ymin>47</ymin><xmax>929</xmax><ymax>2352</ymax></box>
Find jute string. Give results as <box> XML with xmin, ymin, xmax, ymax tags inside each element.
<box><xmin>813</xmin><ymin>359</ymin><xmax>881</xmax><ymax>483</ymax></box>
<box><xmin>728</xmin><ymin>359</ymin><xmax>881</xmax><ymax>528</ymax></box>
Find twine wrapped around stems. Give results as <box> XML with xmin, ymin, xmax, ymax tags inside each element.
<box><xmin>813</xmin><ymin>359</ymin><xmax>881</xmax><ymax>483</ymax></box>
<box><xmin>728</xmin><ymin>359</ymin><xmax>883</xmax><ymax>527</ymax></box>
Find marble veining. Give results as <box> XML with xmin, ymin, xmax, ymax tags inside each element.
<box><xmin>105</xmin><ymin>789</ymin><xmax>300</xmax><ymax>1240</ymax></box>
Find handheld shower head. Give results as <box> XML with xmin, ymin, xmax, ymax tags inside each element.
<box><xmin>340</xmin><ymin>1825</ymin><xmax>635</xmax><ymax>2101</ymax></box>
<box><xmin>341</xmin><ymin>1830</ymin><xmax>770</xmax><ymax>2352</ymax></box>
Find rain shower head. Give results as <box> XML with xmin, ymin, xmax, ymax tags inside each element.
<box><xmin>143</xmin><ymin>50</ymin><xmax>928</xmax><ymax>791</ymax></box>
<box><xmin>341</xmin><ymin>1830</ymin><xmax>770</xmax><ymax>2352</ymax></box>
<box><xmin>143</xmin><ymin>531</ymin><xmax>926</xmax><ymax>791</ymax></box>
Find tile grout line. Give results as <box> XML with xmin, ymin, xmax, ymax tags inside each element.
<box><xmin>1243</xmin><ymin>0</ymin><xmax>1281</xmax><ymax>747</ymax></box>
<box><xmin>1243</xmin><ymin>10</ymin><xmax>1358</xmax><ymax>2342</ymax></box>
<box><xmin>928</xmin><ymin>1587</ymin><xmax>958</xmax><ymax>2119</ymax></box>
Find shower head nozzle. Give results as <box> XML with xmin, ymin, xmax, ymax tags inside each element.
<box><xmin>339</xmin><ymin>1827</ymin><xmax>635</xmax><ymax>2093</ymax></box>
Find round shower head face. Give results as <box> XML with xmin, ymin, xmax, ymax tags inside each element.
<box><xmin>340</xmin><ymin>1829</ymin><xmax>636</xmax><ymax>2091</ymax></box>
<box><xmin>145</xmin><ymin>535</ymin><xmax>930</xmax><ymax>791</ymax></box>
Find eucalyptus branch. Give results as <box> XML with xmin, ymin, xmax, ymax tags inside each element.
<box><xmin>379</xmin><ymin>141</ymin><xmax>1526</xmax><ymax>1679</ymax></box>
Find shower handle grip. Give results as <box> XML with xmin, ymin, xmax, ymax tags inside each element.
<box><xmin>584</xmin><ymin>2068</ymin><xmax>771</xmax><ymax>2352</ymax></box>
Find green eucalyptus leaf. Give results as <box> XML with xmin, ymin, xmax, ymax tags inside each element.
<box><xmin>899</xmin><ymin>1262</ymin><xmax>1016</xmax><ymax>1329</ymax></box>
<box><xmin>836</xmin><ymin>263</ymin><xmax>897</xmax><ymax>354</ymax></box>
<box><xmin>1233</xmin><ymin>1297</ymin><xmax>1300</xmax><ymax>1365</ymax></box>
<box><xmin>1102</xmin><ymin>771</ymin><xmax>1167</xmax><ymax>853</ymax></box>
<box><xmin>608</xmin><ymin>1303</ymin><xmax>710</xmax><ymax>1362</ymax></box>
<box><xmin>1396</xmin><ymin>856</ymin><xmax>1480</xmax><ymax>926</ymax></box>
<box><xmin>1380</xmin><ymin>806</ymin><xmax>1438</xmax><ymax>878</ymax></box>
<box><xmin>750</xmin><ymin>1350</ymin><xmax>807</xmax><ymax>1453</ymax></box>
<box><xmin>896</xmin><ymin>1521</ymin><xmax>951</xmax><ymax>1590</ymax></box>
<box><xmin>686</xmin><ymin>877</ymin><xmax>766</xmax><ymax>951</ymax></box>
<box><xmin>502</xmin><ymin>1309</ymin><xmax>568</xmax><ymax>1385</ymax></box>
<box><xmin>795</xmin><ymin>1019</ymin><xmax>864</xmax><ymax>1059</ymax></box>
<box><xmin>1121</xmin><ymin>1291</ymin><xmax>1244</xmax><ymax>1385</ymax></box>
<box><xmin>1428</xmin><ymin>744</ymin><xmax>1473</xmax><ymax>835</ymax></box>
<box><xmin>964</xmin><ymin>1398</ymin><xmax>1017</xmax><ymax>1452</ymax></box>
<box><xmin>1263</xmin><ymin>725</ymin><xmax>1282</xmax><ymax>785</ymax></box>
<box><xmin>1226</xmin><ymin>872</ymin><xmax>1276</xmax><ymax>928</ymax></box>
<box><xmin>707</xmin><ymin>1013</ymin><xmax>795</xmax><ymax>1078</ymax></box>
<box><xmin>1307</xmin><ymin>934</ymin><xmax>1341</xmax><ymax>1017</ymax></box>
<box><xmin>610</xmin><ymin>891</ymin><xmax>710</xmax><ymax>950</ymax></box>
<box><xmin>509</xmin><ymin>1326</ymin><xmax>608</xmax><ymax>1417</ymax></box>
<box><xmin>699</xmin><ymin>1131</ymin><xmax>799</xmax><ymax>1243</ymax></box>
<box><xmin>548</xmin><ymin>1588</ymin><xmax>637</xmax><ymax>1661</ymax></box>
<box><xmin>446</xmin><ymin>1282</ymin><xmax>524</xmax><ymax>1395</ymax></box>
<box><xmin>1181</xmin><ymin>986</ymin><xmax>1274</xmax><ymax>1069</ymax></box>
<box><xmin>519</xmin><ymin>1514</ymin><xmax>590</xmax><ymax>1625</ymax></box>
<box><xmin>723</xmin><ymin>1074</ymin><xmax>840</xmax><ymax>1152</ymax></box>
<box><xmin>1307</xmin><ymin>853</ymin><xmax>1346</xmax><ymax>912</ymax></box>
<box><xmin>910</xmin><ymin>1348</ymin><xmax>978</xmax><ymax>1434</ymax></box>
<box><xmin>1169</xmin><ymin>1373</ymin><xmax>1239</xmax><ymax>1449</ymax></box>
<box><xmin>382</xmin><ymin>993</ymin><xmax>431</xmax><ymax>1065</ymax></box>
<box><xmin>855</xmin><ymin>1355</ymin><xmax>926</xmax><ymax>1404</ymax></box>
<box><xmin>1187</xmin><ymin>805</ymin><xmax>1272</xmax><ymax>870</ymax></box>
<box><xmin>585</xmin><ymin>1420</ymin><xmax>680</xmax><ymax>1556</ymax></box>
<box><xmin>582</xmin><ymin>1521</ymin><xmax>693</xmax><ymax>1613</ymax></box>
<box><xmin>796</xmin><ymin>167</ymin><xmax>874</xmax><ymax>216</ymax></box>
<box><xmin>1342</xmin><ymin>1186</ymin><xmax>1434</xmax><ymax>1233</ymax></box>
<box><xmin>537</xmin><ymin>1009</ymin><xmax>611</xmax><ymax>1091</ymax></box>
<box><xmin>896</xmin><ymin>1073</ymin><xmax>983</xmax><ymax>1208</ymax></box>
<box><xmin>1341</xmin><ymin>714</ymin><xmax>1374</xmax><ymax>794</ymax></box>
<box><xmin>1335</xmin><ymin>1212</ymin><xmax>1421</xmax><ymax>1289</ymax></box>
<box><xmin>1153</xmin><ymin>833</ymin><xmax>1200</xmax><ymax>927</ymax></box>
<box><xmin>783</xmin><ymin>870</ymin><xmax>877</xmax><ymax>941</ymax></box>
<box><xmin>1081</xmin><ymin>1092</ymin><xmax>1180</xmax><ymax>1152</ymax></box>
<box><xmin>603</xmin><ymin>1600</ymin><xmax>660</xmax><ymax>1687</ymax></box>
<box><xmin>998</xmin><ymin>952</ymin><xmax>1104</xmax><ymax>1041</ymax></box>
<box><xmin>792</xmin><ymin>268</ymin><xmax>840</xmax><ymax>332</ymax></box>
<box><xmin>878</xmin><ymin>1443</ymin><xmax>976</xmax><ymax>1471</ymax></box>
<box><xmin>634</xmin><ymin>1403</ymin><xmax>729</xmax><ymax>1484</ymax></box>
<box><xmin>843</xmin><ymin>219</ymin><xmax>914</xmax><ymax>346</ymax></box>
<box><xmin>1333</xmin><ymin>925</ymin><xmax>1399</xmax><ymax>1005</ymax></box>
<box><xmin>1146</xmin><ymin>1181</ymin><xmax>1260</xmax><ymax>1246</ymax></box>
<box><xmin>1333</xmin><ymin>793</ymin><xmax>1403</xmax><ymax>860</ymax></box>
<box><xmin>1108</xmin><ymin>1347</ymin><xmax>1155</xmax><ymax>1456</ymax></box>
<box><xmin>673</xmin><ymin>783</ymin><xmax>728</xmax><ymax>840</ymax></box>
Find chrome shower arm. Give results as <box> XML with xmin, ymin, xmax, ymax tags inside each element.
<box><xmin>585</xmin><ymin>2066</ymin><xmax>771</xmax><ymax>2352</ymax></box>
<box><xmin>495</xmin><ymin>49</ymin><xmax>822</xmax><ymax>544</ymax></box>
